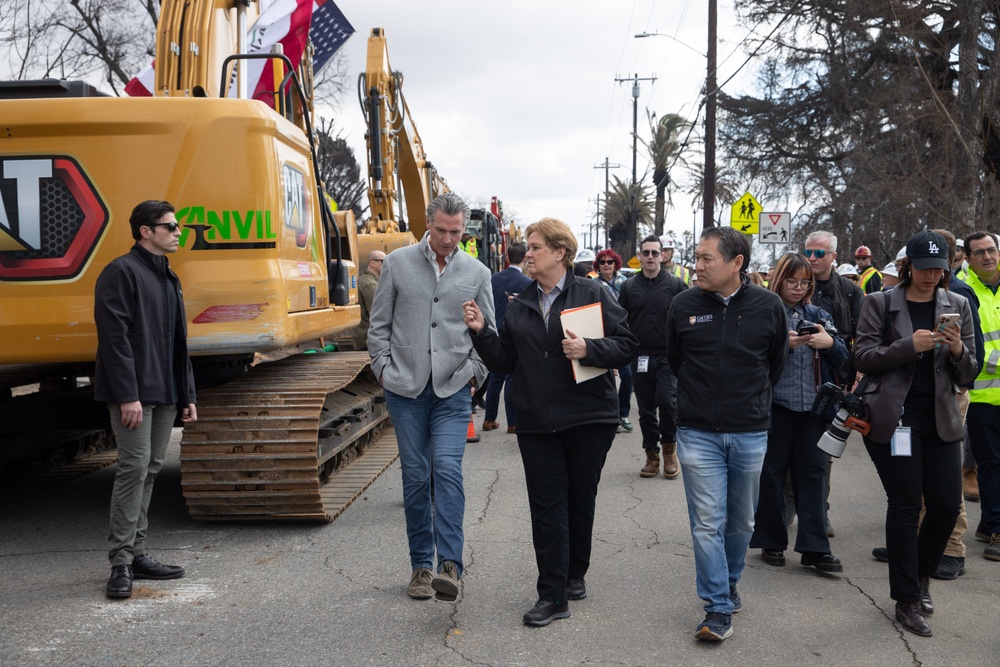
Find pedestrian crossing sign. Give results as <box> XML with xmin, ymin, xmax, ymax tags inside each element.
<box><xmin>730</xmin><ymin>192</ymin><xmax>761</xmax><ymax>235</ymax></box>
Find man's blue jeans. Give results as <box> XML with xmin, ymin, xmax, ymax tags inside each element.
<box><xmin>676</xmin><ymin>427</ymin><xmax>767</xmax><ymax>614</ymax></box>
<box><xmin>385</xmin><ymin>383</ymin><xmax>469</xmax><ymax>576</ymax></box>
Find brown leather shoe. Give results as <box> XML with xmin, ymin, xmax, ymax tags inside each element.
<box><xmin>640</xmin><ymin>449</ymin><xmax>660</xmax><ymax>478</ymax></box>
<box><xmin>895</xmin><ymin>601</ymin><xmax>931</xmax><ymax>637</ymax></box>
<box><xmin>507</xmin><ymin>425</ymin><xmax>516</xmax><ymax>434</ymax></box>
<box><xmin>964</xmin><ymin>467</ymin><xmax>980</xmax><ymax>502</ymax></box>
<box><xmin>661</xmin><ymin>442</ymin><xmax>679</xmax><ymax>479</ymax></box>
<box><xmin>482</xmin><ymin>420</ymin><xmax>499</xmax><ymax>431</ymax></box>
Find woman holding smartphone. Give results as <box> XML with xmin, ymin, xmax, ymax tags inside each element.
<box><xmin>750</xmin><ymin>252</ymin><xmax>848</xmax><ymax>573</ymax></box>
<box><xmin>854</xmin><ymin>231</ymin><xmax>978</xmax><ymax>638</ymax></box>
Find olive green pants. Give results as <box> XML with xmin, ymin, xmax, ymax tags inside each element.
<box><xmin>107</xmin><ymin>403</ymin><xmax>176</xmax><ymax>566</ymax></box>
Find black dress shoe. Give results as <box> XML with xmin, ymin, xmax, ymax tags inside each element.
<box><xmin>132</xmin><ymin>553</ymin><xmax>185</xmax><ymax>580</ymax></box>
<box><xmin>919</xmin><ymin>576</ymin><xmax>933</xmax><ymax>615</ymax></box>
<box><xmin>800</xmin><ymin>552</ymin><xmax>843</xmax><ymax>573</ymax></box>
<box><xmin>567</xmin><ymin>578</ymin><xmax>587</xmax><ymax>600</ymax></box>
<box><xmin>872</xmin><ymin>547</ymin><xmax>888</xmax><ymax>562</ymax></box>
<box><xmin>523</xmin><ymin>600</ymin><xmax>570</xmax><ymax>627</ymax></box>
<box><xmin>931</xmin><ymin>555</ymin><xmax>965</xmax><ymax>580</ymax></box>
<box><xmin>761</xmin><ymin>549</ymin><xmax>786</xmax><ymax>566</ymax></box>
<box><xmin>895</xmin><ymin>601</ymin><xmax>931</xmax><ymax>637</ymax></box>
<box><xmin>106</xmin><ymin>564</ymin><xmax>133</xmax><ymax>598</ymax></box>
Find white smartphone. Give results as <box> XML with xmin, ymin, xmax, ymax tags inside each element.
<box><xmin>936</xmin><ymin>313</ymin><xmax>960</xmax><ymax>331</ymax></box>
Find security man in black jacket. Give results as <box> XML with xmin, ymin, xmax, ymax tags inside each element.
<box><xmin>619</xmin><ymin>234</ymin><xmax>688</xmax><ymax>479</ymax></box>
<box><xmin>94</xmin><ymin>200</ymin><xmax>197</xmax><ymax>599</ymax></box>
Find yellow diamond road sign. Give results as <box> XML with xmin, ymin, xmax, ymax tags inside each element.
<box><xmin>730</xmin><ymin>192</ymin><xmax>761</xmax><ymax>235</ymax></box>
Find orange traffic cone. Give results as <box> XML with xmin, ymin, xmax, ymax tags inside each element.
<box><xmin>466</xmin><ymin>417</ymin><xmax>480</xmax><ymax>443</ymax></box>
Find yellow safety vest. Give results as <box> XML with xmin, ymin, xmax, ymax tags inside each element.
<box><xmin>859</xmin><ymin>266</ymin><xmax>881</xmax><ymax>292</ymax></box>
<box><xmin>666</xmin><ymin>263</ymin><xmax>691</xmax><ymax>285</ymax></box>
<box><xmin>460</xmin><ymin>238</ymin><xmax>478</xmax><ymax>258</ymax></box>
<box><xmin>968</xmin><ymin>270</ymin><xmax>1000</xmax><ymax>405</ymax></box>
<box><xmin>956</xmin><ymin>266</ymin><xmax>970</xmax><ymax>283</ymax></box>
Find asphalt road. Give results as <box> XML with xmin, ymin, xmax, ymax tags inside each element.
<box><xmin>0</xmin><ymin>415</ymin><xmax>996</xmax><ymax>666</ymax></box>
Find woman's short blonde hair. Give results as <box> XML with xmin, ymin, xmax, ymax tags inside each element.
<box><xmin>524</xmin><ymin>217</ymin><xmax>578</xmax><ymax>270</ymax></box>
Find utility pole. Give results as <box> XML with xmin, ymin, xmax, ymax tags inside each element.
<box><xmin>614</xmin><ymin>74</ymin><xmax>657</xmax><ymax>183</ymax></box>
<box><xmin>594</xmin><ymin>158</ymin><xmax>622</xmax><ymax>249</ymax></box>
<box><xmin>704</xmin><ymin>0</ymin><xmax>717</xmax><ymax>228</ymax></box>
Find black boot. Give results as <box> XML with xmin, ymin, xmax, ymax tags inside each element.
<box><xmin>895</xmin><ymin>601</ymin><xmax>931</xmax><ymax>637</ymax></box>
<box><xmin>919</xmin><ymin>576</ymin><xmax>933</xmax><ymax>615</ymax></box>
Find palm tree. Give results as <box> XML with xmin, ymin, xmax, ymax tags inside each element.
<box><xmin>640</xmin><ymin>112</ymin><xmax>690</xmax><ymax>236</ymax></box>
<box><xmin>603</xmin><ymin>176</ymin><xmax>654</xmax><ymax>261</ymax></box>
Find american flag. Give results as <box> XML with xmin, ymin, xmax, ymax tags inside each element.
<box><xmin>125</xmin><ymin>0</ymin><xmax>354</xmax><ymax>100</ymax></box>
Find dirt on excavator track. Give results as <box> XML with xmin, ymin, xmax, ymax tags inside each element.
<box><xmin>179</xmin><ymin>351</ymin><xmax>396</xmax><ymax>522</ymax></box>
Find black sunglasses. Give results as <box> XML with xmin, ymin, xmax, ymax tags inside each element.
<box><xmin>640</xmin><ymin>249</ymin><xmax>661</xmax><ymax>257</ymax></box>
<box><xmin>148</xmin><ymin>222</ymin><xmax>180</xmax><ymax>233</ymax></box>
<box><xmin>598</xmin><ymin>259</ymin><xmax>615</xmax><ymax>265</ymax></box>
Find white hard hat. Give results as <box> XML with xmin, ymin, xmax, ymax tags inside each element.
<box><xmin>836</xmin><ymin>263</ymin><xmax>859</xmax><ymax>277</ymax></box>
<box><xmin>575</xmin><ymin>248</ymin><xmax>596</xmax><ymax>262</ymax></box>
<box><xmin>882</xmin><ymin>262</ymin><xmax>898</xmax><ymax>278</ymax></box>
<box><xmin>660</xmin><ymin>236</ymin><xmax>676</xmax><ymax>249</ymax></box>
<box><xmin>895</xmin><ymin>246</ymin><xmax>907</xmax><ymax>261</ymax></box>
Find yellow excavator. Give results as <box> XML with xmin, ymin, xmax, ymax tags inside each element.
<box><xmin>355</xmin><ymin>28</ymin><xmax>521</xmax><ymax>272</ymax></box>
<box><xmin>0</xmin><ymin>1</ymin><xmax>395</xmax><ymax>521</ymax></box>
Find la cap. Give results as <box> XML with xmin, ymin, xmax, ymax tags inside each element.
<box><xmin>905</xmin><ymin>231</ymin><xmax>950</xmax><ymax>271</ymax></box>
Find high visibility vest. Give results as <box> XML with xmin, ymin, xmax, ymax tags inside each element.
<box><xmin>859</xmin><ymin>266</ymin><xmax>881</xmax><ymax>292</ymax></box>
<box><xmin>955</xmin><ymin>266</ymin><xmax>970</xmax><ymax>283</ymax></box>
<box><xmin>460</xmin><ymin>238</ymin><xmax>478</xmax><ymax>258</ymax></box>
<box><xmin>666</xmin><ymin>263</ymin><xmax>691</xmax><ymax>285</ymax></box>
<box><xmin>968</xmin><ymin>270</ymin><xmax>1000</xmax><ymax>405</ymax></box>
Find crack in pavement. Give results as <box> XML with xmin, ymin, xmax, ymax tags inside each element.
<box><xmin>844</xmin><ymin>576</ymin><xmax>923</xmax><ymax>666</ymax></box>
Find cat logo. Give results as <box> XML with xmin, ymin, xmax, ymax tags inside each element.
<box><xmin>0</xmin><ymin>156</ymin><xmax>108</xmax><ymax>281</ymax></box>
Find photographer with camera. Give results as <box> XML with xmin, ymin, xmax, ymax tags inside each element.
<box><xmin>750</xmin><ymin>253</ymin><xmax>848</xmax><ymax>574</ymax></box>
<box><xmin>854</xmin><ymin>231</ymin><xmax>978</xmax><ymax>638</ymax></box>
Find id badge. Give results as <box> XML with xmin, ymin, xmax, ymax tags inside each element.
<box><xmin>637</xmin><ymin>356</ymin><xmax>650</xmax><ymax>373</ymax></box>
<box><xmin>891</xmin><ymin>426</ymin><xmax>912</xmax><ymax>457</ymax></box>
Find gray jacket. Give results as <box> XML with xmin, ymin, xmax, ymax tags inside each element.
<box><xmin>854</xmin><ymin>287</ymin><xmax>978</xmax><ymax>443</ymax></box>
<box><xmin>367</xmin><ymin>236</ymin><xmax>495</xmax><ymax>399</ymax></box>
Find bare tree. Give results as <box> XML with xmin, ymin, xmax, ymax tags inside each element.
<box><xmin>317</xmin><ymin>117</ymin><xmax>366</xmax><ymax>219</ymax></box>
<box><xmin>722</xmin><ymin>0</ymin><xmax>1000</xmax><ymax>263</ymax></box>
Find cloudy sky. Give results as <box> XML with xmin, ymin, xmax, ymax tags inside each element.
<box><xmin>332</xmin><ymin>0</ymin><xmax>751</xmax><ymax>249</ymax></box>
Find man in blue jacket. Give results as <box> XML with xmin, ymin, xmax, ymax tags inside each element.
<box><xmin>94</xmin><ymin>200</ymin><xmax>198</xmax><ymax>599</ymax></box>
<box><xmin>482</xmin><ymin>242</ymin><xmax>532</xmax><ymax>433</ymax></box>
<box><xmin>666</xmin><ymin>226</ymin><xmax>788</xmax><ymax>642</ymax></box>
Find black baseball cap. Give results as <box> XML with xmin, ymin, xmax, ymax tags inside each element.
<box><xmin>906</xmin><ymin>231</ymin><xmax>950</xmax><ymax>271</ymax></box>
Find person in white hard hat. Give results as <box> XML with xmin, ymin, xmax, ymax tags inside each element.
<box><xmin>659</xmin><ymin>236</ymin><xmax>691</xmax><ymax>285</ymax></box>
<box><xmin>836</xmin><ymin>263</ymin><xmax>860</xmax><ymax>284</ymax></box>
<box><xmin>881</xmin><ymin>261</ymin><xmax>899</xmax><ymax>289</ymax></box>
<box><xmin>573</xmin><ymin>248</ymin><xmax>597</xmax><ymax>278</ymax></box>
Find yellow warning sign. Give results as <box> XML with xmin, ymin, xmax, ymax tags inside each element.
<box><xmin>627</xmin><ymin>256</ymin><xmax>641</xmax><ymax>269</ymax></box>
<box><xmin>730</xmin><ymin>192</ymin><xmax>761</xmax><ymax>235</ymax></box>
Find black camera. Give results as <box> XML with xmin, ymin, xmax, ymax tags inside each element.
<box><xmin>811</xmin><ymin>382</ymin><xmax>871</xmax><ymax>457</ymax></box>
<box><xmin>796</xmin><ymin>320</ymin><xmax>819</xmax><ymax>336</ymax></box>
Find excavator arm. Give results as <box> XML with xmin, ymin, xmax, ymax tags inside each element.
<box><xmin>359</xmin><ymin>27</ymin><xmax>449</xmax><ymax>240</ymax></box>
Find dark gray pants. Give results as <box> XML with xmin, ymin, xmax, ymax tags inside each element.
<box><xmin>107</xmin><ymin>403</ymin><xmax>176</xmax><ymax>566</ymax></box>
<box><xmin>632</xmin><ymin>353</ymin><xmax>678</xmax><ymax>452</ymax></box>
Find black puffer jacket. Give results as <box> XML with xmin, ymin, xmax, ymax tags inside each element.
<box><xmin>93</xmin><ymin>244</ymin><xmax>196</xmax><ymax>408</ymax></box>
<box><xmin>665</xmin><ymin>275</ymin><xmax>787</xmax><ymax>433</ymax></box>
<box><xmin>471</xmin><ymin>271</ymin><xmax>638</xmax><ymax>433</ymax></box>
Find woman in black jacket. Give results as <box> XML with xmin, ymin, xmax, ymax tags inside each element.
<box><xmin>463</xmin><ymin>218</ymin><xmax>637</xmax><ymax>627</ymax></box>
<box><xmin>854</xmin><ymin>231</ymin><xmax>978</xmax><ymax>638</ymax></box>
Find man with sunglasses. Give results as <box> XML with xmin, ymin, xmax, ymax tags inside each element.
<box><xmin>854</xmin><ymin>245</ymin><xmax>883</xmax><ymax>294</ymax></box>
<box><xmin>802</xmin><ymin>231</ymin><xmax>864</xmax><ymax>538</ymax></box>
<box><xmin>351</xmin><ymin>250</ymin><xmax>386</xmax><ymax>350</ymax></box>
<box><xmin>619</xmin><ymin>235</ymin><xmax>688</xmax><ymax>479</ymax></box>
<box><xmin>803</xmin><ymin>231</ymin><xmax>864</xmax><ymax>385</ymax></box>
<box><xmin>94</xmin><ymin>200</ymin><xmax>197</xmax><ymax>599</ymax></box>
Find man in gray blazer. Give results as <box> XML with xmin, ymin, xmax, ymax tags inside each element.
<box><xmin>368</xmin><ymin>192</ymin><xmax>496</xmax><ymax>602</ymax></box>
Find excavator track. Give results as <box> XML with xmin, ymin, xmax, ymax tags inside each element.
<box><xmin>179</xmin><ymin>351</ymin><xmax>394</xmax><ymax>522</ymax></box>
